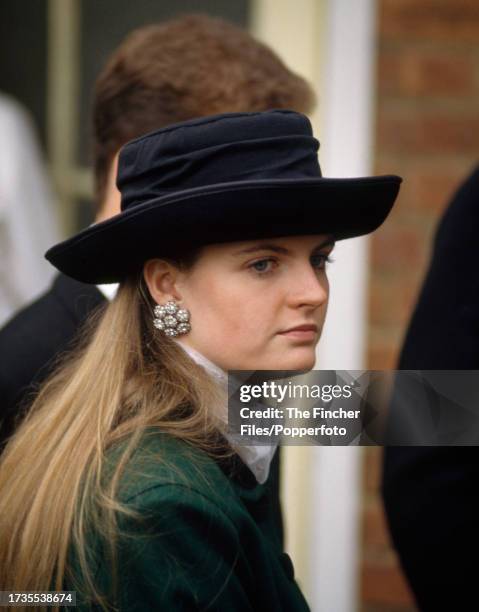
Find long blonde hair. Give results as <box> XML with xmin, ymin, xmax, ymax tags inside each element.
<box><xmin>0</xmin><ymin>271</ymin><xmax>229</xmax><ymax>610</ymax></box>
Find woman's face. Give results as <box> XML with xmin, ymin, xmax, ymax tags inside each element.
<box><xmin>144</xmin><ymin>234</ymin><xmax>334</xmax><ymax>371</ymax></box>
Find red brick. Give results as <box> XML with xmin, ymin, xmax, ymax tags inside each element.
<box><xmin>377</xmin><ymin>53</ymin><xmax>402</xmax><ymax>97</ymax></box>
<box><xmin>361</xmin><ymin>562</ymin><xmax>416</xmax><ymax>607</ymax></box>
<box><xmin>361</xmin><ymin>605</ymin><xmax>418</xmax><ymax>612</ymax></box>
<box><xmin>370</xmin><ymin>224</ymin><xmax>424</xmax><ymax>270</ymax></box>
<box><xmin>374</xmin><ymin>156</ymin><xmax>409</xmax><ymax>180</ymax></box>
<box><xmin>378</xmin><ymin>50</ymin><xmax>476</xmax><ymax>97</ymax></box>
<box><xmin>408</xmin><ymin>171</ymin><xmax>466</xmax><ymax>214</ymax></box>
<box><xmin>377</xmin><ymin>113</ymin><xmax>479</xmax><ymax>155</ymax></box>
<box><xmin>369</xmin><ymin>276</ymin><xmax>420</xmax><ymax>328</ymax></box>
<box><xmin>380</xmin><ymin>0</ymin><xmax>479</xmax><ymax>42</ymax></box>
<box><xmin>368</xmin><ymin>342</ymin><xmax>400</xmax><ymax>370</ymax></box>
<box><xmin>374</xmin><ymin>159</ymin><xmax>479</xmax><ymax>222</ymax></box>
<box><xmin>363</xmin><ymin>499</ymin><xmax>394</xmax><ymax>550</ymax></box>
<box><xmin>363</xmin><ymin>4</ymin><xmax>479</xmax><ymax>610</ymax></box>
<box><xmin>363</xmin><ymin>447</ymin><xmax>383</xmax><ymax>495</ymax></box>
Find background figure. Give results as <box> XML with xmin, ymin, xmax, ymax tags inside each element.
<box><xmin>382</xmin><ymin>165</ymin><xmax>479</xmax><ymax>611</ymax></box>
<box><xmin>0</xmin><ymin>93</ymin><xmax>60</xmax><ymax>325</ymax></box>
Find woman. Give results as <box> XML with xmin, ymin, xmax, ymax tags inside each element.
<box><xmin>0</xmin><ymin>110</ymin><xmax>401</xmax><ymax>610</ymax></box>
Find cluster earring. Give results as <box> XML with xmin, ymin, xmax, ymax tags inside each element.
<box><xmin>153</xmin><ymin>300</ymin><xmax>191</xmax><ymax>337</ymax></box>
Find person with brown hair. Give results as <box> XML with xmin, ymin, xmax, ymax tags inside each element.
<box><xmin>0</xmin><ymin>109</ymin><xmax>401</xmax><ymax>610</ymax></box>
<box><xmin>0</xmin><ymin>14</ymin><xmax>315</xmax><ymax>449</ymax></box>
<box><xmin>92</xmin><ymin>14</ymin><xmax>315</xmax><ymax>217</ymax></box>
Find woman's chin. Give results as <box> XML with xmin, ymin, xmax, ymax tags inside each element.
<box><xmin>266</xmin><ymin>349</ymin><xmax>317</xmax><ymax>371</ymax></box>
<box><xmin>287</xmin><ymin>357</ymin><xmax>316</xmax><ymax>371</ymax></box>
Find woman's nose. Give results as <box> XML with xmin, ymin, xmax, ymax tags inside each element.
<box><xmin>287</xmin><ymin>265</ymin><xmax>329</xmax><ymax>309</ymax></box>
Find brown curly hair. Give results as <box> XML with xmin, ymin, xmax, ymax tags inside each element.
<box><xmin>92</xmin><ymin>13</ymin><xmax>316</xmax><ymax>209</ymax></box>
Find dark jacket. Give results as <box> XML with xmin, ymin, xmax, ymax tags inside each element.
<box><xmin>0</xmin><ymin>274</ymin><xmax>105</xmax><ymax>449</ymax></box>
<box><xmin>68</xmin><ymin>430</ymin><xmax>308</xmax><ymax>611</ymax></box>
<box><xmin>382</xmin><ymin>166</ymin><xmax>479</xmax><ymax>611</ymax></box>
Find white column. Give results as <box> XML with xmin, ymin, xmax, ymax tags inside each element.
<box><xmin>312</xmin><ymin>1</ymin><xmax>377</xmax><ymax>611</ymax></box>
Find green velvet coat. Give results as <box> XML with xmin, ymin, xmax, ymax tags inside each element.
<box><xmin>67</xmin><ymin>431</ymin><xmax>310</xmax><ymax>611</ymax></box>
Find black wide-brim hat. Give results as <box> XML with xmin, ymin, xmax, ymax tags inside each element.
<box><xmin>46</xmin><ymin>110</ymin><xmax>402</xmax><ymax>284</ymax></box>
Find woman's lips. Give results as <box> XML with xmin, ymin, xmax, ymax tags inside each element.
<box><xmin>278</xmin><ymin>325</ymin><xmax>318</xmax><ymax>341</ymax></box>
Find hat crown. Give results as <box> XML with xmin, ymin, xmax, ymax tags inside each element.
<box><xmin>117</xmin><ymin>110</ymin><xmax>322</xmax><ymax>211</ymax></box>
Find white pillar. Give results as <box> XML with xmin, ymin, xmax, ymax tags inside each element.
<box><xmin>312</xmin><ymin>1</ymin><xmax>377</xmax><ymax>611</ymax></box>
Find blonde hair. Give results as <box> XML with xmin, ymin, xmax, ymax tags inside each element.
<box><xmin>0</xmin><ymin>273</ymin><xmax>230</xmax><ymax>611</ymax></box>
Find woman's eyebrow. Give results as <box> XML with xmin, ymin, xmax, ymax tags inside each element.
<box><xmin>232</xmin><ymin>237</ymin><xmax>336</xmax><ymax>257</ymax></box>
<box><xmin>232</xmin><ymin>243</ymin><xmax>289</xmax><ymax>256</ymax></box>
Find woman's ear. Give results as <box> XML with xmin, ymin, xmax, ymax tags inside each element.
<box><xmin>143</xmin><ymin>259</ymin><xmax>183</xmax><ymax>304</ymax></box>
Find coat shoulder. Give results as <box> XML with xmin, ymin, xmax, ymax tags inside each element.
<box><xmin>109</xmin><ymin>430</ymin><xmax>238</xmax><ymax>517</ymax></box>
<box><xmin>74</xmin><ymin>432</ymin><xmax>250</xmax><ymax>610</ymax></box>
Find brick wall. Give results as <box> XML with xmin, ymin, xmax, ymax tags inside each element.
<box><xmin>361</xmin><ymin>1</ymin><xmax>479</xmax><ymax>610</ymax></box>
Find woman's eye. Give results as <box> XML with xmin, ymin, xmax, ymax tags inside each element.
<box><xmin>248</xmin><ymin>254</ymin><xmax>333</xmax><ymax>275</ymax></box>
<box><xmin>250</xmin><ymin>258</ymin><xmax>276</xmax><ymax>273</ymax></box>
<box><xmin>311</xmin><ymin>253</ymin><xmax>333</xmax><ymax>270</ymax></box>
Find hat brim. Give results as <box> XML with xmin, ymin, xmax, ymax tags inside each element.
<box><xmin>46</xmin><ymin>176</ymin><xmax>401</xmax><ymax>284</ymax></box>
